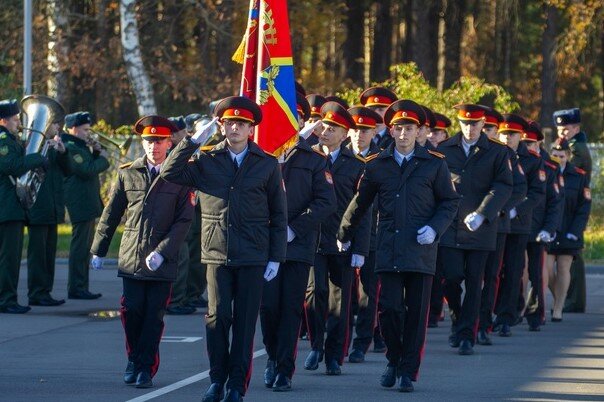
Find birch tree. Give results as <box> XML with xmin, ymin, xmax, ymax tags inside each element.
<box><xmin>120</xmin><ymin>0</ymin><xmax>156</xmax><ymax>115</ymax></box>
<box><xmin>46</xmin><ymin>0</ymin><xmax>69</xmax><ymax>106</ymax></box>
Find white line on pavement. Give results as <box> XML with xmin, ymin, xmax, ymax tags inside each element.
<box><xmin>124</xmin><ymin>349</ymin><xmax>267</xmax><ymax>402</ymax></box>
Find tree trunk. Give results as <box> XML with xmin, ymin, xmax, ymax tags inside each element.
<box><xmin>371</xmin><ymin>0</ymin><xmax>393</xmax><ymax>82</ymax></box>
<box><xmin>120</xmin><ymin>0</ymin><xmax>157</xmax><ymax>115</ymax></box>
<box><xmin>436</xmin><ymin>0</ymin><xmax>446</xmax><ymax>91</ymax></box>
<box><xmin>539</xmin><ymin>4</ymin><xmax>558</xmax><ymax>130</ymax></box>
<box><xmin>343</xmin><ymin>0</ymin><xmax>365</xmax><ymax>84</ymax></box>
<box><xmin>95</xmin><ymin>0</ymin><xmax>113</xmax><ymax>122</ymax></box>
<box><xmin>443</xmin><ymin>0</ymin><xmax>465</xmax><ymax>88</ymax></box>
<box><xmin>411</xmin><ymin>0</ymin><xmax>438</xmax><ymax>84</ymax></box>
<box><xmin>46</xmin><ymin>0</ymin><xmax>70</xmax><ymax>106</ymax></box>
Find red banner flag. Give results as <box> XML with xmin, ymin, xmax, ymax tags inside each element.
<box><xmin>235</xmin><ymin>0</ymin><xmax>298</xmax><ymax>156</ymax></box>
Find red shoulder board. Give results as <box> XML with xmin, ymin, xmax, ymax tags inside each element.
<box><xmin>575</xmin><ymin>167</ymin><xmax>586</xmax><ymax>175</ymax></box>
<box><xmin>427</xmin><ymin>150</ymin><xmax>445</xmax><ymax>159</ymax></box>
<box><xmin>544</xmin><ymin>161</ymin><xmax>557</xmax><ymax>170</ymax></box>
<box><xmin>528</xmin><ymin>149</ymin><xmax>541</xmax><ymax>158</ymax></box>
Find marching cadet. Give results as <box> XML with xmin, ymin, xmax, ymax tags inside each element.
<box><xmin>338</xmin><ymin>99</ymin><xmax>459</xmax><ymax>392</ymax></box>
<box><xmin>553</xmin><ymin>108</ymin><xmax>591</xmax><ymax>313</ymax></box>
<box><xmin>345</xmin><ymin>106</ymin><xmax>383</xmax><ymax>363</ymax></box>
<box><xmin>91</xmin><ymin>115</ymin><xmax>193</xmax><ymax>388</ymax></box>
<box><xmin>359</xmin><ymin>86</ymin><xmax>397</xmax><ymax>149</ymax></box>
<box><xmin>427</xmin><ymin>112</ymin><xmax>451</xmax><ymax>148</ymax></box>
<box><xmin>260</xmin><ymin>93</ymin><xmax>336</xmax><ymax>392</ymax></box>
<box><xmin>0</xmin><ymin>99</ymin><xmax>47</xmax><ymax>314</ymax></box>
<box><xmin>27</xmin><ymin>115</ymin><xmax>70</xmax><ymax>307</ymax></box>
<box><xmin>304</xmin><ymin>94</ymin><xmax>327</xmax><ymax>146</ymax></box>
<box><xmin>546</xmin><ymin>139</ymin><xmax>591</xmax><ymax>322</ymax></box>
<box><xmin>161</xmin><ymin>96</ymin><xmax>287</xmax><ymax>402</ymax></box>
<box><xmin>493</xmin><ymin>114</ymin><xmax>545</xmax><ymax>337</ymax></box>
<box><xmin>62</xmin><ymin>111</ymin><xmax>109</xmax><ymax>300</ymax></box>
<box><xmin>304</xmin><ymin>102</ymin><xmax>371</xmax><ymax>376</ymax></box>
<box><xmin>522</xmin><ymin>121</ymin><xmax>563</xmax><ymax>330</ymax></box>
<box><xmin>436</xmin><ymin>104</ymin><xmax>512</xmax><ymax>355</ymax></box>
<box><xmin>417</xmin><ymin>105</ymin><xmax>436</xmax><ymax>149</ymax></box>
<box><xmin>476</xmin><ymin>107</ymin><xmax>526</xmax><ymax>345</ymax></box>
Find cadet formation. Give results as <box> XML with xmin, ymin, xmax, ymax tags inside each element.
<box><xmin>0</xmin><ymin>82</ymin><xmax>593</xmax><ymax>401</ymax></box>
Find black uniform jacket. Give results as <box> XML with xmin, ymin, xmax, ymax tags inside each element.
<box><xmin>339</xmin><ymin>144</ymin><xmax>459</xmax><ymax>275</ymax></box>
<box><xmin>314</xmin><ymin>143</ymin><xmax>371</xmax><ymax>256</ymax></box>
<box><xmin>510</xmin><ymin>143</ymin><xmax>546</xmax><ymax>235</ymax></box>
<box><xmin>530</xmin><ymin>150</ymin><xmax>563</xmax><ymax>238</ymax></box>
<box><xmin>437</xmin><ymin>132</ymin><xmax>512</xmax><ymax>251</ymax></box>
<box><xmin>282</xmin><ymin>139</ymin><xmax>336</xmax><ymax>264</ymax></box>
<box><xmin>549</xmin><ymin>162</ymin><xmax>591</xmax><ymax>251</ymax></box>
<box><xmin>498</xmin><ymin>148</ymin><xmax>527</xmax><ymax>234</ymax></box>
<box><xmin>91</xmin><ymin>156</ymin><xmax>194</xmax><ymax>282</ymax></box>
<box><xmin>161</xmin><ymin>138</ymin><xmax>287</xmax><ymax>266</ymax></box>
<box><xmin>374</xmin><ymin>127</ymin><xmax>393</xmax><ymax>150</ymax></box>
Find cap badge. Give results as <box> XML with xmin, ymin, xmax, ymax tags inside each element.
<box><xmin>465</xmin><ymin>112</ymin><xmax>471</xmax><ymax>117</ymax></box>
<box><xmin>312</xmin><ymin>107</ymin><xmax>317</xmax><ymax>112</ymax></box>
<box><xmin>402</xmin><ymin>112</ymin><xmax>407</xmax><ymax>117</ymax></box>
<box><xmin>505</xmin><ymin>123</ymin><xmax>509</xmax><ymax>128</ymax></box>
<box><xmin>234</xmin><ymin>109</ymin><xmax>240</xmax><ymax>116</ymax></box>
<box><xmin>556</xmin><ymin>117</ymin><xmax>562</xmax><ymax>123</ymax></box>
<box><xmin>373</xmin><ymin>97</ymin><xmax>379</xmax><ymax>103</ymax></box>
<box><xmin>327</xmin><ymin>113</ymin><xmax>333</xmax><ymax>118</ymax></box>
<box><xmin>151</xmin><ymin>127</ymin><xmax>157</xmax><ymax>134</ymax></box>
<box><xmin>358</xmin><ymin>117</ymin><xmax>364</xmax><ymax>123</ymax></box>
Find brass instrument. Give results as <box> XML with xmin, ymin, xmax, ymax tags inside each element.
<box><xmin>16</xmin><ymin>95</ymin><xmax>65</xmax><ymax>209</ymax></box>
<box><xmin>88</xmin><ymin>130</ymin><xmax>133</xmax><ymax>164</ymax></box>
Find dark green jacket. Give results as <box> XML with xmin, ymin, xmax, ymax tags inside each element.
<box><xmin>0</xmin><ymin>126</ymin><xmax>46</xmax><ymax>223</ymax></box>
<box><xmin>27</xmin><ymin>148</ymin><xmax>70</xmax><ymax>225</ymax></box>
<box><xmin>568</xmin><ymin>132</ymin><xmax>592</xmax><ymax>184</ymax></box>
<box><xmin>62</xmin><ymin>134</ymin><xmax>110</xmax><ymax>223</ymax></box>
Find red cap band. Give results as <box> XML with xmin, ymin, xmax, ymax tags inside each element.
<box><xmin>323</xmin><ymin>111</ymin><xmax>351</xmax><ymax>129</ymax></box>
<box><xmin>352</xmin><ymin>115</ymin><xmax>377</xmax><ymax>128</ymax></box>
<box><xmin>434</xmin><ymin>120</ymin><xmax>448</xmax><ymax>130</ymax></box>
<box><xmin>142</xmin><ymin>126</ymin><xmax>171</xmax><ymax>137</ymax></box>
<box><xmin>522</xmin><ymin>131</ymin><xmax>539</xmax><ymax>141</ymax></box>
<box><xmin>498</xmin><ymin>121</ymin><xmax>524</xmax><ymax>133</ymax></box>
<box><xmin>364</xmin><ymin>95</ymin><xmax>394</xmax><ymax>107</ymax></box>
<box><xmin>222</xmin><ymin>108</ymin><xmax>255</xmax><ymax>123</ymax></box>
<box><xmin>484</xmin><ymin>115</ymin><xmax>499</xmax><ymax>126</ymax></box>
<box><xmin>391</xmin><ymin>110</ymin><xmax>420</xmax><ymax>125</ymax></box>
<box><xmin>457</xmin><ymin>109</ymin><xmax>485</xmax><ymax>120</ymax></box>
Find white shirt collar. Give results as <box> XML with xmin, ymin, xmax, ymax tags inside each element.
<box><xmin>228</xmin><ymin>146</ymin><xmax>249</xmax><ymax>165</ymax></box>
<box><xmin>147</xmin><ymin>161</ymin><xmax>162</xmax><ymax>173</ymax></box>
<box><xmin>461</xmin><ymin>138</ymin><xmax>478</xmax><ymax>156</ymax></box>
<box><xmin>393</xmin><ymin>148</ymin><xmax>414</xmax><ymax>166</ymax></box>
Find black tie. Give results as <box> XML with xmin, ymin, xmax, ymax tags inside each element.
<box><xmin>233</xmin><ymin>157</ymin><xmax>239</xmax><ymax>171</ymax></box>
<box><xmin>327</xmin><ymin>156</ymin><xmax>334</xmax><ymax>169</ymax></box>
<box><xmin>468</xmin><ymin>144</ymin><xmax>476</xmax><ymax>157</ymax></box>
<box><xmin>149</xmin><ymin>167</ymin><xmax>158</xmax><ymax>182</ymax></box>
<box><xmin>400</xmin><ymin>157</ymin><xmax>409</xmax><ymax>174</ymax></box>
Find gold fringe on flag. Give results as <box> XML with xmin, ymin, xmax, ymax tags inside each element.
<box><xmin>232</xmin><ymin>36</ymin><xmax>246</xmax><ymax>64</ymax></box>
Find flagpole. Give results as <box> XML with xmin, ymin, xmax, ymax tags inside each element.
<box><xmin>23</xmin><ymin>0</ymin><xmax>32</xmax><ymax>95</ymax></box>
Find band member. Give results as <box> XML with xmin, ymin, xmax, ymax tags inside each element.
<box><xmin>427</xmin><ymin>112</ymin><xmax>451</xmax><ymax>149</ymax></box>
<box><xmin>304</xmin><ymin>102</ymin><xmax>371</xmax><ymax>376</ymax></box>
<box><xmin>304</xmin><ymin>94</ymin><xmax>327</xmax><ymax>146</ymax></box>
<box><xmin>360</xmin><ymin>86</ymin><xmax>397</xmax><ymax>150</ymax></box>
<box><xmin>0</xmin><ymin>99</ymin><xmax>47</xmax><ymax>314</ymax></box>
<box><xmin>493</xmin><ymin>114</ymin><xmax>545</xmax><ymax>336</ymax></box>
<box><xmin>436</xmin><ymin>104</ymin><xmax>512</xmax><ymax>355</ymax></box>
<box><xmin>27</xmin><ymin>116</ymin><xmax>70</xmax><ymax>306</ymax></box>
<box><xmin>161</xmin><ymin>96</ymin><xmax>287</xmax><ymax>402</ymax></box>
<box><xmin>345</xmin><ymin>106</ymin><xmax>382</xmax><ymax>363</ymax></box>
<box><xmin>339</xmin><ymin>99</ymin><xmax>459</xmax><ymax>392</ymax></box>
<box><xmin>546</xmin><ymin>139</ymin><xmax>591</xmax><ymax>322</ymax></box>
<box><xmin>260</xmin><ymin>93</ymin><xmax>336</xmax><ymax>391</ymax></box>
<box><xmin>62</xmin><ymin>111</ymin><xmax>109</xmax><ymax>299</ymax></box>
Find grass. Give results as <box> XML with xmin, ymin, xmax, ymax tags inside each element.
<box><xmin>584</xmin><ymin>228</ymin><xmax>604</xmax><ymax>265</ymax></box>
<box><xmin>23</xmin><ymin>224</ymin><xmax>123</xmax><ymax>259</ymax></box>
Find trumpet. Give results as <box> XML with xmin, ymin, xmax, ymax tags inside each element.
<box><xmin>88</xmin><ymin>130</ymin><xmax>133</xmax><ymax>156</ymax></box>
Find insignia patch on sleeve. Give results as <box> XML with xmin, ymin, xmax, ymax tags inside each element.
<box><xmin>584</xmin><ymin>188</ymin><xmax>591</xmax><ymax>200</ymax></box>
<box><xmin>73</xmin><ymin>154</ymin><xmax>84</xmax><ymax>164</ymax></box>
<box><xmin>539</xmin><ymin>169</ymin><xmax>546</xmax><ymax>182</ymax></box>
<box><xmin>325</xmin><ymin>171</ymin><xmax>333</xmax><ymax>185</ymax></box>
<box><xmin>0</xmin><ymin>146</ymin><xmax>8</xmax><ymax>156</ymax></box>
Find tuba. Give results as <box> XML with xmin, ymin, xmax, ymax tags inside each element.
<box><xmin>15</xmin><ymin>95</ymin><xmax>65</xmax><ymax>209</ymax></box>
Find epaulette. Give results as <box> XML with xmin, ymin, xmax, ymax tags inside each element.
<box><xmin>355</xmin><ymin>153</ymin><xmax>367</xmax><ymax>162</ymax></box>
<box><xmin>488</xmin><ymin>137</ymin><xmax>505</xmax><ymax>145</ymax></box>
<box><xmin>312</xmin><ymin>147</ymin><xmax>326</xmax><ymax>157</ymax></box>
<box><xmin>200</xmin><ymin>145</ymin><xmax>214</xmax><ymax>152</ymax></box>
<box><xmin>575</xmin><ymin>167</ymin><xmax>586</xmax><ymax>175</ymax></box>
<box><xmin>364</xmin><ymin>153</ymin><xmax>379</xmax><ymax>162</ymax></box>
<box><xmin>528</xmin><ymin>149</ymin><xmax>541</xmax><ymax>158</ymax></box>
<box><xmin>544</xmin><ymin>160</ymin><xmax>558</xmax><ymax>170</ymax></box>
<box><xmin>428</xmin><ymin>150</ymin><xmax>445</xmax><ymax>159</ymax></box>
<box><xmin>119</xmin><ymin>162</ymin><xmax>133</xmax><ymax>169</ymax></box>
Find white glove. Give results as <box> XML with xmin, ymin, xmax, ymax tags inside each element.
<box><xmin>264</xmin><ymin>261</ymin><xmax>280</xmax><ymax>281</ymax></box>
<box><xmin>464</xmin><ymin>212</ymin><xmax>485</xmax><ymax>232</ymax></box>
<box><xmin>299</xmin><ymin>120</ymin><xmax>323</xmax><ymax>140</ymax></box>
<box><xmin>509</xmin><ymin>208</ymin><xmax>518</xmax><ymax>220</ymax></box>
<box><xmin>91</xmin><ymin>255</ymin><xmax>103</xmax><ymax>270</ymax></box>
<box><xmin>536</xmin><ymin>230</ymin><xmax>552</xmax><ymax>243</ymax></box>
<box><xmin>191</xmin><ymin>117</ymin><xmax>219</xmax><ymax>144</ymax></box>
<box><xmin>566</xmin><ymin>233</ymin><xmax>578</xmax><ymax>241</ymax></box>
<box><xmin>337</xmin><ymin>240</ymin><xmax>351</xmax><ymax>252</ymax></box>
<box><xmin>145</xmin><ymin>251</ymin><xmax>164</xmax><ymax>271</ymax></box>
<box><xmin>417</xmin><ymin>225</ymin><xmax>437</xmax><ymax>245</ymax></box>
<box><xmin>351</xmin><ymin>254</ymin><xmax>365</xmax><ymax>268</ymax></box>
<box><xmin>287</xmin><ymin>226</ymin><xmax>296</xmax><ymax>243</ymax></box>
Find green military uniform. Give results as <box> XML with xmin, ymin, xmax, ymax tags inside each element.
<box><xmin>26</xmin><ymin>146</ymin><xmax>69</xmax><ymax>303</ymax></box>
<box><xmin>0</xmin><ymin>125</ymin><xmax>46</xmax><ymax>311</ymax></box>
<box><xmin>62</xmin><ymin>133</ymin><xmax>109</xmax><ymax>296</ymax></box>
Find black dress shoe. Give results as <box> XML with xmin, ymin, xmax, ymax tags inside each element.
<box><xmin>202</xmin><ymin>383</ymin><xmax>223</xmax><ymax>402</ymax></box>
<box><xmin>264</xmin><ymin>359</ymin><xmax>276</xmax><ymax>388</ymax></box>
<box><xmin>0</xmin><ymin>304</ymin><xmax>31</xmax><ymax>314</ymax></box>
<box><xmin>304</xmin><ymin>349</ymin><xmax>322</xmax><ymax>370</ymax></box>
<box><xmin>68</xmin><ymin>290</ymin><xmax>102</xmax><ymax>300</ymax></box>
<box><xmin>514</xmin><ymin>316</ymin><xmax>523</xmax><ymax>326</ymax></box>
<box><xmin>476</xmin><ymin>330</ymin><xmax>492</xmax><ymax>346</ymax></box>
<box><xmin>166</xmin><ymin>305</ymin><xmax>196</xmax><ymax>315</ymax></box>
<box><xmin>272</xmin><ymin>373</ymin><xmax>291</xmax><ymax>392</ymax></box>
<box><xmin>398</xmin><ymin>375</ymin><xmax>414</xmax><ymax>393</ymax></box>
<box><xmin>222</xmin><ymin>388</ymin><xmax>243</xmax><ymax>402</ymax></box>
<box><xmin>348</xmin><ymin>349</ymin><xmax>365</xmax><ymax>363</ymax></box>
<box><xmin>551</xmin><ymin>316</ymin><xmax>563</xmax><ymax>322</ymax></box>
<box><xmin>29</xmin><ymin>296</ymin><xmax>65</xmax><ymax>306</ymax></box>
<box><xmin>498</xmin><ymin>324</ymin><xmax>512</xmax><ymax>337</ymax></box>
<box><xmin>380</xmin><ymin>365</ymin><xmax>397</xmax><ymax>388</ymax></box>
<box><xmin>458</xmin><ymin>340</ymin><xmax>474</xmax><ymax>355</ymax></box>
<box><xmin>325</xmin><ymin>359</ymin><xmax>341</xmax><ymax>375</ymax></box>
<box><xmin>123</xmin><ymin>360</ymin><xmax>136</xmax><ymax>384</ymax></box>
<box><xmin>372</xmin><ymin>337</ymin><xmax>387</xmax><ymax>353</ymax></box>
<box><xmin>135</xmin><ymin>371</ymin><xmax>153</xmax><ymax>388</ymax></box>
<box><xmin>448</xmin><ymin>333</ymin><xmax>460</xmax><ymax>348</ymax></box>
<box><xmin>528</xmin><ymin>323</ymin><xmax>541</xmax><ymax>331</ymax></box>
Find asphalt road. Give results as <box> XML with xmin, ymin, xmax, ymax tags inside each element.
<box><xmin>1</xmin><ymin>263</ymin><xmax>604</xmax><ymax>401</ymax></box>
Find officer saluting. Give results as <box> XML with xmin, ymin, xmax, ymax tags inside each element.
<box><xmin>339</xmin><ymin>99</ymin><xmax>459</xmax><ymax>392</ymax></box>
<box><xmin>161</xmin><ymin>96</ymin><xmax>287</xmax><ymax>402</ymax></box>
<box><xmin>436</xmin><ymin>104</ymin><xmax>512</xmax><ymax>355</ymax></box>
<box><xmin>0</xmin><ymin>99</ymin><xmax>47</xmax><ymax>314</ymax></box>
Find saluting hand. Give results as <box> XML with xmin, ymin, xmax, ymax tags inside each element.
<box><xmin>191</xmin><ymin>117</ymin><xmax>219</xmax><ymax>144</ymax></box>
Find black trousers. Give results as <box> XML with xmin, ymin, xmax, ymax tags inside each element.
<box><xmin>206</xmin><ymin>264</ymin><xmax>264</xmax><ymax>395</ymax></box>
<box><xmin>260</xmin><ymin>261</ymin><xmax>310</xmax><ymax>378</ymax></box>
<box><xmin>0</xmin><ymin>221</ymin><xmax>24</xmax><ymax>308</ymax></box>
<box><xmin>524</xmin><ymin>242</ymin><xmax>545</xmax><ymax>325</ymax></box>
<box><xmin>494</xmin><ymin>234</ymin><xmax>529</xmax><ymax>325</ymax></box>
<box><xmin>428</xmin><ymin>247</ymin><xmax>446</xmax><ymax>322</ymax></box>
<box><xmin>27</xmin><ymin>224</ymin><xmax>59</xmax><ymax>301</ymax></box>
<box><xmin>120</xmin><ymin>277</ymin><xmax>172</xmax><ymax>377</ymax></box>
<box><xmin>479</xmin><ymin>233</ymin><xmax>507</xmax><ymax>331</ymax></box>
<box><xmin>565</xmin><ymin>254</ymin><xmax>586</xmax><ymax>312</ymax></box>
<box><xmin>305</xmin><ymin>253</ymin><xmax>353</xmax><ymax>365</ymax></box>
<box><xmin>68</xmin><ymin>220</ymin><xmax>95</xmax><ymax>294</ymax></box>
<box><xmin>379</xmin><ymin>272</ymin><xmax>432</xmax><ymax>381</ymax></box>
<box><xmin>168</xmin><ymin>242</ymin><xmax>190</xmax><ymax>308</ymax></box>
<box><xmin>441</xmin><ymin>247</ymin><xmax>489</xmax><ymax>344</ymax></box>
<box><xmin>351</xmin><ymin>251</ymin><xmax>379</xmax><ymax>353</ymax></box>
